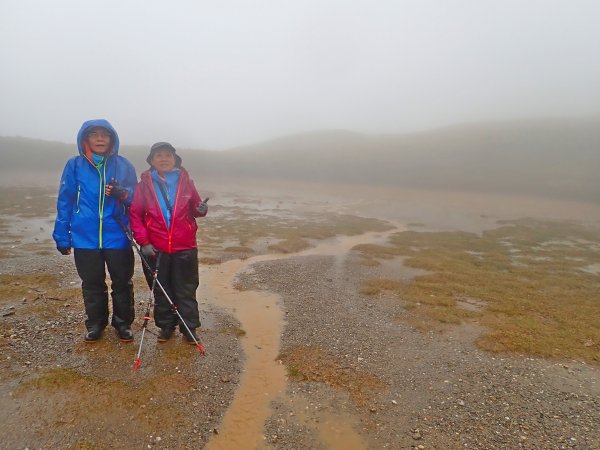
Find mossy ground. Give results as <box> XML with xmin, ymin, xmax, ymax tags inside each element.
<box><xmin>355</xmin><ymin>219</ymin><xmax>600</xmax><ymax>364</ymax></box>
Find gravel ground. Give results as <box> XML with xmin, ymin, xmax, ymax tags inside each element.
<box><xmin>1</xmin><ymin>197</ymin><xmax>599</xmax><ymax>449</ymax></box>
<box><xmin>0</xmin><ymin>251</ymin><xmax>243</xmax><ymax>450</ymax></box>
<box><xmin>237</xmin><ymin>253</ymin><xmax>600</xmax><ymax>450</ymax></box>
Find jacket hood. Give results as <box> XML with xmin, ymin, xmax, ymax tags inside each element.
<box><xmin>77</xmin><ymin>119</ymin><xmax>120</xmax><ymax>157</ymax></box>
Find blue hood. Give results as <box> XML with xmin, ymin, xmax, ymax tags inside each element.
<box><xmin>76</xmin><ymin>119</ymin><xmax>120</xmax><ymax>157</ymax></box>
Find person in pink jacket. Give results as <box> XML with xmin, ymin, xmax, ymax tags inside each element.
<box><xmin>129</xmin><ymin>142</ymin><xmax>208</xmax><ymax>343</ymax></box>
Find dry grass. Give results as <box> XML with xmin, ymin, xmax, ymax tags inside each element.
<box><xmin>198</xmin><ymin>208</ymin><xmax>392</xmax><ymax>260</ymax></box>
<box><xmin>280</xmin><ymin>345</ymin><xmax>385</xmax><ymax>407</ymax></box>
<box><xmin>356</xmin><ymin>219</ymin><xmax>600</xmax><ymax>364</ymax></box>
<box><xmin>163</xmin><ymin>343</ymin><xmax>200</xmax><ymax>362</ymax></box>
<box><xmin>268</xmin><ymin>236</ymin><xmax>311</xmax><ymax>254</ymax></box>
<box><xmin>18</xmin><ymin>367</ymin><xmax>84</xmax><ymax>391</ymax></box>
<box><xmin>359</xmin><ymin>278</ymin><xmax>404</xmax><ymax>296</ymax></box>
<box><xmin>217</xmin><ymin>325</ymin><xmax>246</xmax><ymax>337</ymax></box>
<box><xmin>199</xmin><ymin>256</ymin><xmax>222</xmax><ymax>265</ymax></box>
<box><xmin>16</xmin><ymin>367</ymin><xmax>193</xmax><ymax>433</ymax></box>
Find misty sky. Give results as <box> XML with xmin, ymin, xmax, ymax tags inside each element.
<box><xmin>1</xmin><ymin>1</ymin><xmax>599</xmax><ymax>149</ymax></box>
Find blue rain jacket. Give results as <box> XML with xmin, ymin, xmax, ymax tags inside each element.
<box><xmin>52</xmin><ymin>119</ymin><xmax>137</xmax><ymax>249</ymax></box>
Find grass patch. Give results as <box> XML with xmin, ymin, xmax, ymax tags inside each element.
<box><xmin>199</xmin><ymin>256</ymin><xmax>222</xmax><ymax>265</ymax></box>
<box><xmin>356</xmin><ymin>219</ymin><xmax>600</xmax><ymax>364</ymax></box>
<box><xmin>163</xmin><ymin>343</ymin><xmax>199</xmax><ymax>362</ymax></box>
<box><xmin>0</xmin><ymin>273</ymin><xmax>80</xmax><ymax>310</ymax></box>
<box><xmin>198</xmin><ymin>207</ymin><xmax>392</xmax><ymax>260</ymax></box>
<box><xmin>17</xmin><ymin>367</ymin><xmax>192</xmax><ymax>433</ymax></box>
<box><xmin>268</xmin><ymin>236</ymin><xmax>311</xmax><ymax>254</ymax></box>
<box><xmin>18</xmin><ymin>367</ymin><xmax>84</xmax><ymax>391</ymax></box>
<box><xmin>217</xmin><ymin>325</ymin><xmax>246</xmax><ymax>337</ymax></box>
<box><xmin>224</xmin><ymin>246</ymin><xmax>255</xmax><ymax>254</ymax></box>
<box><xmin>280</xmin><ymin>345</ymin><xmax>385</xmax><ymax>407</ymax></box>
<box><xmin>359</xmin><ymin>278</ymin><xmax>404</xmax><ymax>296</ymax></box>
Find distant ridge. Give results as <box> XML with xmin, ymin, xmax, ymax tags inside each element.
<box><xmin>1</xmin><ymin>118</ymin><xmax>599</xmax><ymax>202</ymax></box>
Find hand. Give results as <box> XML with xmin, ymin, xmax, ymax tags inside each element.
<box><xmin>57</xmin><ymin>247</ymin><xmax>71</xmax><ymax>255</ymax></box>
<box><xmin>105</xmin><ymin>178</ymin><xmax>127</xmax><ymax>199</ymax></box>
<box><xmin>141</xmin><ymin>244</ymin><xmax>157</xmax><ymax>257</ymax></box>
<box><xmin>197</xmin><ymin>197</ymin><xmax>209</xmax><ymax>215</ymax></box>
<box><xmin>197</xmin><ymin>202</ymin><xmax>208</xmax><ymax>215</ymax></box>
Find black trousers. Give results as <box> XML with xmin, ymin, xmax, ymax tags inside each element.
<box><xmin>74</xmin><ymin>248</ymin><xmax>135</xmax><ymax>331</ymax></box>
<box><xmin>142</xmin><ymin>248</ymin><xmax>200</xmax><ymax>331</ymax></box>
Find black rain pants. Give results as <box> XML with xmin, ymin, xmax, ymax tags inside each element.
<box><xmin>142</xmin><ymin>248</ymin><xmax>200</xmax><ymax>332</ymax></box>
<box><xmin>74</xmin><ymin>248</ymin><xmax>135</xmax><ymax>332</ymax></box>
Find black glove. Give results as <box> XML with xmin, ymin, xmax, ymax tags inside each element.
<box><xmin>106</xmin><ymin>179</ymin><xmax>127</xmax><ymax>199</ymax></box>
<box><xmin>141</xmin><ymin>244</ymin><xmax>157</xmax><ymax>257</ymax></box>
<box><xmin>197</xmin><ymin>202</ymin><xmax>208</xmax><ymax>215</ymax></box>
<box><xmin>197</xmin><ymin>197</ymin><xmax>209</xmax><ymax>215</ymax></box>
<box><xmin>57</xmin><ymin>247</ymin><xmax>71</xmax><ymax>255</ymax></box>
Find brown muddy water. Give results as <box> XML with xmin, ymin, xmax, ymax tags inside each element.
<box><xmin>201</xmin><ymin>228</ymin><xmax>401</xmax><ymax>449</ymax></box>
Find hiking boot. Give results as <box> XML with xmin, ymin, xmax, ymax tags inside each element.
<box><xmin>183</xmin><ymin>329</ymin><xmax>200</xmax><ymax>345</ymax></box>
<box><xmin>84</xmin><ymin>328</ymin><xmax>103</xmax><ymax>343</ymax></box>
<box><xmin>157</xmin><ymin>327</ymin><xmax>175</xmax><ymax>342</ymax></box>
<box><xmin>117</xmin><ymin>326</ymin><xmax>134</xmax><ymax>343</ymax></box>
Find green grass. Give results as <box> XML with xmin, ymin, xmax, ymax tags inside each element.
<box><xmin>355</xmin><ymin>219</ymin><xmax>600</xmax><ymax>364</ymax></box>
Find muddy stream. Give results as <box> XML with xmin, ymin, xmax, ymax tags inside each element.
<box><xmin>201</xmin><ymin>226</ymin><xmax>401</xmax><ymax>449</ymax></box>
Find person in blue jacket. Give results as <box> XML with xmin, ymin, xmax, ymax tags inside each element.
<box><xmin>53</xmin><ymin>119</ymin><xmax>138</xmax><ymax>343</ymax></box>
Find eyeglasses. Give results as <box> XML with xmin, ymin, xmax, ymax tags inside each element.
<box><xmin>88</xmin><ymin>131</ymin><xmax>111</xmax><ymax>139</ymax></box>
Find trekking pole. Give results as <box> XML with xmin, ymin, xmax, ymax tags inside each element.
<box><xmin>134</xmin><ymin>253</ymin><xmax>162</xmax><ymax>370</ymax></box>
<box><xmin>115</xmin><ymin>213</ymin><xmax>206</xmax><ymax>355</ymax></box>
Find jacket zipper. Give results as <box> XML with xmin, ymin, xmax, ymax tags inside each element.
<box><xmin>76</xmin><ymin>185</ymin><xmax>81</xmax><ymax>213</ymax></box>
<box><xmin>168</xmin><ymin>181</ymin><xmax>182</xmax><ymax>254</ymax></box>
<box><xmin>96</xmin><ymin>163</ymin><xmax>107</xmax><ymax>249</ymax></box>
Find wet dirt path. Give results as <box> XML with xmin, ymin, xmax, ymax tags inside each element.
<box><xmin>202</xmin><ymin>225</ymin><xmax>402</xmax><ymax>449</ymax></box>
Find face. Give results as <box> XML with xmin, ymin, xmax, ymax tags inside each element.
<box><xmin>151</xmin><ymin>149</ymin><xmax>176</xmax><ymax>173</ymax></box>
<box><xmin>86</xmin><ymin>127</ymin><xmax>112</xmax><ymax>154</ymax></box>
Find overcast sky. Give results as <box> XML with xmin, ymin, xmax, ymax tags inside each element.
<box><xmin>1</xmin><ymin>1</ymin><xmax>599</xmax><ymax>149</ymax></box>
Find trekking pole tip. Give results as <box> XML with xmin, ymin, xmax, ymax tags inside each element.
<box><xmin>134</xmin><ymin>358</ymin><xmax>141</xmax><ymax>370</ymax></box>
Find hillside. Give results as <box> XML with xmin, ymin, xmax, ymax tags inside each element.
<box><xmin>1</xmin><ymin>118</ymin><xmax>599</xmax><ymax>202</ymax></box>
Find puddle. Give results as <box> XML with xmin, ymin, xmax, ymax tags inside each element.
<box><xmin>318</xmin><ymin>411</ymin><xmax>368</xmax><ymax>450</ymax></box>
<box><xmin>201</xmin><ymin>225</ymin><xmax>402</xmax><ymax>448</ymax></box>
<box><xmin>579</xmin><ymin>263</ymin><xmax>600</xmax><ymax>275</ymax></box>
<box><xmin>202</xmin><ymin>259</ymin><xmax>286</xmax><ymax>450</ymax></box>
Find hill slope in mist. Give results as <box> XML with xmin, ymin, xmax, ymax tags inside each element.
<box><xmin>196</xmin><ymin>118</ymin><xmax>600</xmax><ymax>202</ymax></box>
<box><xmin>1</xmin><ymin>118</ymin><xmax>598</xmax><ymax>202</ymax></box>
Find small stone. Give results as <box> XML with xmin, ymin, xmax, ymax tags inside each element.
<box><xmin>220</xmin><ymin>375</ymin><xmax>232</xmax><ymax>383</ymax></box>
<box><xmin>457</xmin><ymin>400</ymin><xmax>465</xmax><ymax>406</ymax></box>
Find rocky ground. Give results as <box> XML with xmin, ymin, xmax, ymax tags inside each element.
<box><xmin>244</xmin><ymin>254</ymin><xmax>600</xmax><ymax>450</ymax></box>
<box><xmin>1</xmin><ymin>183</ymin><xmax>599</xmax><ymax>449</ymax></box>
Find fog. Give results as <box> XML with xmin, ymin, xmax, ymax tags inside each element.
<box><xmin>1</xmin><ymin>1</ymin><xmax>599</xmax><ymax>149</ymax></box>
